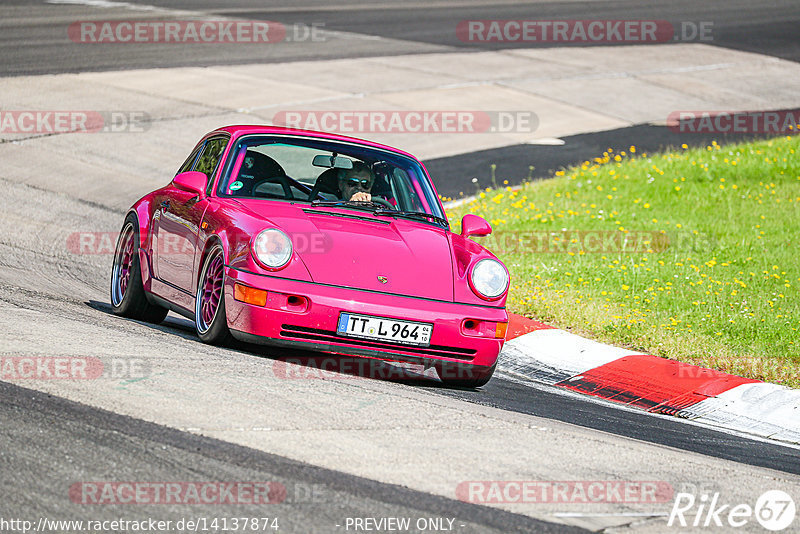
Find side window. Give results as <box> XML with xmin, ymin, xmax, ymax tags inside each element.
<box><xmin>177</xmin><ymin>145</ymin><xmax>202</xmax><ymax>175</ymax></box>
<box><xmin>194</xmin><ymin>137</ymin><xmax>228</xmax><ymax>186</ymax></box>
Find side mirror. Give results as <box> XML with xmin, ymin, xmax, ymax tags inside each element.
<box><xmin>461</xmin><ymin>214</ymin><xmax>492</xmax><ymax>238</ymax></box>
<box><xmin>173</xmin><ymin>171</ymin><xmax>207</xmax><ymax>198</ymax></box>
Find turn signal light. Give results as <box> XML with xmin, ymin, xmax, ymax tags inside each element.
<box><xmin>234</xmin><ymin>283</ymin><xmax>267</xmax><ymax>307</ymax></box>
<box><xmin>495</xmin><ymin>322</ymin><xmax>508</xmax><ymax>339</ymax></box>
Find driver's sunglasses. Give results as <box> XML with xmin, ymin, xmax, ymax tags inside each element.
<box><xmin>344</xmin><ymin>177</ymin><xmax>372</xmax><ymax>188</ymax></box>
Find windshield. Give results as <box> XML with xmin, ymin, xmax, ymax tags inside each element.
<box><xmin>217</xmin><ymin>135</ymin><xmax>446</xmax><ymax>222</ymax></box>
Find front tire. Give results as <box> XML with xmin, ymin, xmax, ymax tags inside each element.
<box><xmin>195</xmin><ymin>244</ymin><xmax>233</xmax><ymax>345</ymax></box>
<box><xmin>110</xmin><ymin>215</ymin><xmax>169</xmax><ymax>324</ymax></box>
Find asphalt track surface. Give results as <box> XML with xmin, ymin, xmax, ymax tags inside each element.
<box><xmin>0</xmin><ymin>380</ymin><xmax>568</xmax><ymax>534</ymax></box>
<box><xmin>2</xmin><ymin>2</ymin><xmax>800</xmax><ymax>533</ymax></box>
<box><xmin>2</xmin><ymin>0</ymin><xmax>799</xmax><ymax>76</ymax></box>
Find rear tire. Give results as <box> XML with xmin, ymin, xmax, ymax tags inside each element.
<box><xmin>195</xmin><ymin>244</ymin><xmax>233</xmax><ymax>345</ymax></box>
<box><xmin>110</xmin><ymin>214</ymin><xmax>169</xmax><ymax>324</ymax></box>
<box><xmin>435</xmin><ymin>360</ymin><xmax>497</xmax><ymax>388</ymax></box>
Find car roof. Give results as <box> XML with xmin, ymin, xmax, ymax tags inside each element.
<box><xmin>208</xmin><ymin>125</ymin><xmax>420</xmax><ymax>161</ymax></box>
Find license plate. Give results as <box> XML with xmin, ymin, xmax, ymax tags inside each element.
<box><xmin>336</xmin><ymin>312</ymin><xmax>432</xmax><ymax>347</ymax></box>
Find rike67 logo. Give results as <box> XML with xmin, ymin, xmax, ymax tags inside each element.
<box><xmin>668</xmin><ymin>490</ymin><xmax>796</xmax><ymax>531</ymax></box>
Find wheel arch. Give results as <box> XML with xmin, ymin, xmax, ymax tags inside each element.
<box><xmin>195</xmin><ymin>234</ymin><xmax>226</xmax><ymax>294</ymax></box>
<box><xmin>128</xmin><ymin>199</ymin><xmax>156</xmax><ymax>286</ymax></box>
<box><xmin>194</xmin><ymin>234</ymin><xmax>233</xmax><ymax>344</ymax></box>
<box><xmin>129</xmin><ymin>195</ymin><xmax>157</xmax><ymax>242</ymax></box>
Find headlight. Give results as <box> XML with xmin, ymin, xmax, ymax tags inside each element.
<box><xmin>252</xmin><ymin>229</ymin><xmax>292</xmax><ymax>269</ymax></box>
<box><xmin>470</xmin><ymin>259</ymin><xmax>509</xmax><ymax>299</ymax></box>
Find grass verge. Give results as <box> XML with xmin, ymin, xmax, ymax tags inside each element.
<box><xmin>446</xmin><ymin>136</ymin><xmax>800</xmax><ymax>387</ymax></box>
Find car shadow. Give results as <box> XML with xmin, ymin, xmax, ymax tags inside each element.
<box><xmin>85</xmin><ymin>300</ymin><xmax>474</xmax><ymax>389</ymax></box>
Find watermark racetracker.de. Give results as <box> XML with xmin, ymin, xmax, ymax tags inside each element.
<box><xmin>474</xmin><ymin>230</ymin><xmax>716</xmax><ymax>255</ymax></box>
<box><xmin>272</xmin><ymin>110</ymin><xmax>538</xmax><ymax>134</ymax></box>
<box><xmin>69</xmin><ymin>482</ymin><xmax>286</xmax><ymax>505</ymax></box>
<box><xmin>654</xmin><ymin>355</ymin><xmax>798</xmax><ymax>385</ymax></box>
<box><xmin>457</xmin><ymin>480</ymin><xmax>674</xmax><ymax>504</ymax></box>
<box><xmin>0</xmin><ymin>111</ymin><xmax>150</xmax><ymax>134</ymax></box>
<box><xmin>272</xmin><ymin>357</ymin><xmax>438</xmax><ymax>382</ymax></box>
<box><xmin>0</xmin><ymin>357</ymin><xmax>151</xmax><ymax>380</ymax></box>
<box><xmin>68</xmin><ymin>20</ymin><xmax>326</xmax><ymax>43</ymax></box>
<box><xmin>67</xmin><ymin>230</ymin><xmax>330</xmax><ymax>256</ymax></box>
<box><xmin>668</xmin><ymin>110</ymin><xmax>800</xmax><ymax>134</ymax></box>
<box><xmin>456</xmin><ymin>20</ymin><xmax>713</xmax><ymax>43</ymax></box>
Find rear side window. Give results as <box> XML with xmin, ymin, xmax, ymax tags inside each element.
<box><xmin>177</xmin><ymin>146</ymin><xmax>202</xmax><ymax>175</ymax></box>
<box><xmin>194</xmin><ymin>137</ymin><xmax>228</xmax><ymax>180</ymax></box>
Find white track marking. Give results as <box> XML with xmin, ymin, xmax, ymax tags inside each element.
<box><xmin>47</xmin><ymin>0</ymin><xmax>160</xmax><ymax>10</ymax></box>
<box><xmin>500</xmin><ymin>328</ymin><xmax>640</xmax><ymax>384</ymax></box>
<box><xmin>680</xmin><ymin>383</ymin><xmax>800</xmax><ymax>443</ymax></box>
<box><xmin>553</xmin><ymin>512</ymin><xmax>669</xmax><ymax>517</ymax></box>
<box><xmin>495</xmin><ymin>370</ymin><xmax>800</xmax><ymax>451</ymax></box>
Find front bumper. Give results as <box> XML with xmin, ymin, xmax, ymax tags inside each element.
<box><xmin>224</xmin><ymin>267</ymin><xmax>507</xmax><ymax>368</ymax></box>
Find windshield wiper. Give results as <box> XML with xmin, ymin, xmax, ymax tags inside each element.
<box><xmin>373</xmin><ymin>208</ymin><xmax>449</xmax><ymax>226</ymax></box>
<box><xmin>310</xmin><ymin>199</ymin><xmax>382</xmax><ymax>209</ymax></box>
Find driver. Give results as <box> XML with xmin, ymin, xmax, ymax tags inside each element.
<box><xmin>338</xmin><ymin>161</ymin><xmax>374</xmax><ymax>202</ymax></box>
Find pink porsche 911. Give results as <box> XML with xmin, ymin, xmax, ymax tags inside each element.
<box><xmin>111</xmin><ymin>126</ymin><xmax>509</xmax><ymax>386</ymax></box>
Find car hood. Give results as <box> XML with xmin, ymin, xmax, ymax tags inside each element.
<box><xmin>232</xmin><ymin>200</ymin><xmax>455</xmax><ymax>301</ymax></box>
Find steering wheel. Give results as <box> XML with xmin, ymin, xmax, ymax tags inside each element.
<box><xmin>307</xmin><ymin>186</ymin><xmax>328</xmax><ymax>202</ymax></box>
<box><xmin>370</xmin><ymin>196</ymin><xmax>395</xmax><ymax>210</ymax></box>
